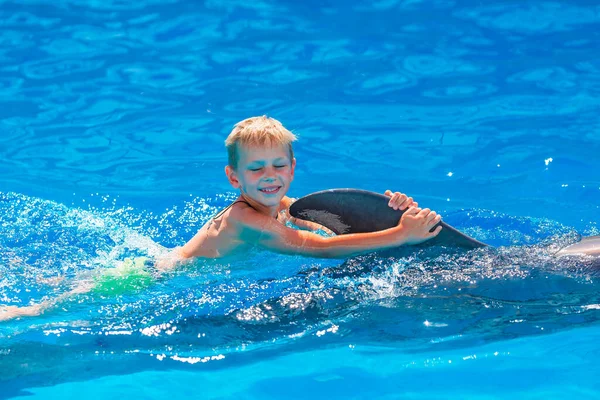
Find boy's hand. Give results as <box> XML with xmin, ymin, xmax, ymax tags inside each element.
<box><xmin>398</xmin><ymin>207</ymin><xmax>442</xmax><ymax>245</ymax></box>
<box><xmin>154</xmin><ymin>247</ymin><xmax>188</xmax><ymax>273</ymax></box>
<box><xmin>384</xmin><ymin>190</ymin><xmax>418</xmax><ymax>211</ymax></box>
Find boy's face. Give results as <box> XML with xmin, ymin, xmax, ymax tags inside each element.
<box><xmin>225</xmin><ymin>144</ymin><xmax>296</xmax><ymax>207</ymax></box>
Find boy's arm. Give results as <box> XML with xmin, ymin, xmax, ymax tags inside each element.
<box><xmin>238</xmin><ymin>206</ymin><xmax>442</xmax><ymax>259</ymax></box>
<box><xmin>154</xmin><ymin>228</ymin><xmax>209</xmax><ymax>271</ymax></box>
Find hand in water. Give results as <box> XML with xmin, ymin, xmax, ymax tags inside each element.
<box><xmin>0</xmin><ymin>304</ymin><xmax>45</xmax><ymax>322</ymax></box>
<box><xmin>154</xmin><ymin>247</ymin><xmax>186</xmax><ymax>272</ymax></box>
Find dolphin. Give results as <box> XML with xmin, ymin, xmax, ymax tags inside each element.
<box><xmin>289</xmin><ymin>188</ymin><xmax>600</xmax><ymax>259</ymax></box>
<box><xmin>556</xmin><ymin>236</ymin><xmax>600</xmax><ymax>256</ymax></box>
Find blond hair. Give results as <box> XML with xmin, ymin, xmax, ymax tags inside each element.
<box><xmin>225</xmin><ymin>116</ymin><xmax>297</xmax><ymax>169</ymax></box>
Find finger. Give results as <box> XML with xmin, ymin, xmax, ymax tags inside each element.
<box><xmin>399</xmin><ymin>196</ymin><xmax>412</xmax><ymax>210</ymax></box>
<box><xmin>390</xmin><ymin>193</ymin><xmax>405</xmax><ymax>209</ymax></box>
<box><xmin>430</xmin><ymin>214</ymin><xmax>442</xmax><ymax>226</ymax></box>
<box><xmin>388</xmin><ymin>192</ymin><xmax>398</xmax><ymax>206</ymax></box>
<box><xmin>404</xmin><ymin>206</ymin><xmax>420</xmax><ymax>216</ymax></box>
<box><xmin>384</xmin><ymin>190</ymin><xmax>392</xmax><ymax>197</ymax></box>
<box><xmin>392</xmin><ymin>193</ymin><xmax>405</xmax><ymax>207</ymax></box>
<box><xmin>428</xmin><ymin>225</ymin><xmax>443</xmax><ymax>237</ymax></box>
<box><xmin>426</xmin><ymin>211</ymin><xmax>438</xmax><ymax>223</ymax></box>
<box><xmin>427</xmin><ymin>215</ymin><xmax>441</xmax><ymax>229</ymax></box>
<box><xmin>417</xmin><ymin>208</ymin><xmax>431</xmax><ymax>218</ymax></box>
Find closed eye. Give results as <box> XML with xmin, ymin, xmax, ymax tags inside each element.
<box><xmin>249</xmin><ymin>165</ymin><xmax>286</xmax><ymax>171</ymax></box>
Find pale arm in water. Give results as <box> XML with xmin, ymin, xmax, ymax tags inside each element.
<box><xmin>242</xmin><ymin>206</ymin><xmax>442</xmax><ymax>259</ymax></box>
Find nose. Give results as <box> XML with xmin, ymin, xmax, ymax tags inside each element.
<box><xmin>263</xmin><ymin>166</ymin><xmax>277</xmax><ymax>181</ymax></box>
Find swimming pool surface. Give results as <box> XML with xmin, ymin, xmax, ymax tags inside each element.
<box><xmin>1</xmin><ymin>0</ymin><xmax>600</xmax><ymax>398</ymax></box>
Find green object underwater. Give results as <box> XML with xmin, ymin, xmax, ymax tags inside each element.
<box><xmin>92</xmin><ymin>257</ymin><xmax>155</xmax><ymax>295</ymax></box>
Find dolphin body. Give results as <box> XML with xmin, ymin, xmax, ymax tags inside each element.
<box><xmin>557</xmin><ymin>236</ymin><xmax>600</xmax><ymax>256</ymax></box>
<box><xmin>289</xmin><ymin>189</ymin><xmax>600</xmax><ymax>259</ymax></box>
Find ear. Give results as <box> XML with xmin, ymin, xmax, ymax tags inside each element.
<box><xmin>290</xmin><ymin>157</ymin><xmax>296</xmax><ymax>181</ymax></box>
<box><xmin>225</xmin><ymin>165</ymin><xmax>240</xmax><ymax>188</ymax></box>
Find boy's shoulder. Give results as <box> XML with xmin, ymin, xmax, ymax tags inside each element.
<box><xmin>225</xmin><ymin>196</ymin><xmax>293</xmax><ymax>229</ymax></box>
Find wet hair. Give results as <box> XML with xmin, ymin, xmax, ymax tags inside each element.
<box><xmin>225</xmin><ymin>116</ymin><xmax>297</xmax><ymax>169</ymax></box>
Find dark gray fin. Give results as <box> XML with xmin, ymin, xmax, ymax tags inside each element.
<box><xmin>289</xmin><ymin>189</ymin><xmax>487</xmax><ymax>250</ymax></box>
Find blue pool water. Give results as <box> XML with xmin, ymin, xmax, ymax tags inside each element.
<box><xmin>1</xmin><ymin>0</ymin><xmax>600</xmax><ymax>398</ymax></box>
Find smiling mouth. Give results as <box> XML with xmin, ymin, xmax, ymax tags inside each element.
<box><xmin>259</xmin><ymin>186</ymin><xmax>281</xmax><ymax>194</ymax></box>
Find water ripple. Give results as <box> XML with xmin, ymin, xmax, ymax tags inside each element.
<box><xmin>422</xmin><ymin>83</ymin><xmax>498</xmax><ymax>99</ymax></box>
<box><xmin>344</xmin><ymin>72</ymin><xmax>417</xmax><ymax>96</ymax></box>
<box><xmin>22</xmin><ymin>58</ymin><xmax>106</xmax><ymax>80</ymax></box>
<box><xmin>455</xmin><ymin>3</ymin><xmax>600</xmax><ymax>34</ymax></box>
<box><xmin>106</xmin><ymin>63</ymin><xmax>197</xmax><ymax>89</ymax></box>
<box><xmin>402</xmin><ymin>54</ymin><xmax>495</xmax><ymax>77</ymax></box>
<box><xmin>507</xmin><ymin>67</ymin><xmax>579</xmax><ymax>93</ymax></box>
<box><xmin>0</xmin><ymin>11</ymin><xmax>60</xmax><ymax>28</ymax></box>
<box><xmin>0</xmin><ymin>76</ymin><xmax>23</xmax><ymax>96</ymax></box>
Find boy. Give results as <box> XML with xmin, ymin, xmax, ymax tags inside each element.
<box><xmin>0</xmin><ymin>116</ymin><xmax>441</xmax><ymax>321</ymax></box>
<box><xmin>158</xmin><ymin>115</ymin><xmax>441</xmax><ymax>268</ymax></box>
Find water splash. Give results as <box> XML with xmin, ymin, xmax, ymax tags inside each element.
<box><xmin>0</xmin><ymin>191</ymin><xmax>599</xmax><ymax>389</ymax></box>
